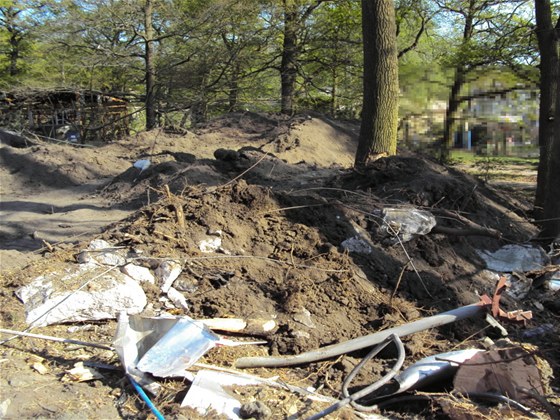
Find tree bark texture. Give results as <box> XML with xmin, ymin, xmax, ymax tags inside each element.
<box><xmin>354</xmin><ymin>0</ymin><xmax>399</xmax><ymax>168</ymax></box>
<box><xmin>541</xmin><ymin>72</ymin><xmax>560</xmax><ymax>241</ymax></box>
<box><xmin>534</xmin><ymin>0</ymin><xmax>559</xmax><ymax>219</ymax></box>
<box><xmin>280</xmin><ymin>2</ymin><xmax>298</xmax><ymax>115</ymax></box>
<box><xmin>144</xmin><ymin>0</ymin><xmax>157</xmax><ymax>130</ymax></box>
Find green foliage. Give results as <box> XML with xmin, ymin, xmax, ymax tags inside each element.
<box><xmin>0</xmin><ymin>0</ymin><xmax>544</xmax><ymax>132</ymax></box>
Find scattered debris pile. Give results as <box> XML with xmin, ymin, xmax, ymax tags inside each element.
<box><xmin>0</xmin><ymin>113</ymin><xmax>558</xmax><ymax>419</ymax></box>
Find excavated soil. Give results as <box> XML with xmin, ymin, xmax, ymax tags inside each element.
<box><xmin>0</xmin><ymin>112</ymin><xmax>558</xmax><ymax>419</ymax></box>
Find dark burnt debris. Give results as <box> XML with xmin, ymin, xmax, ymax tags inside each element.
<box><xmin>0</xmin><ymin>88</ymin><xmax>130</xmax><ymax>143</ymax></box>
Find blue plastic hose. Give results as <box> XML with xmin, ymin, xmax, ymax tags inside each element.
<box><xmin>128</xmin><ymin>376</ymin><xmax>166</xmax><ymax>420</ymax></box>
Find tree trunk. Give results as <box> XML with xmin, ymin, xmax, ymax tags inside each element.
<box><xmin>144</xmin><ymin>0</ymin><xmax>157</xmax><ymax>130</ymax></box>
<box><xmin>534</xmin><ymin>0</ymin><xmax>559</xmax><ymax>219</ymax></box>
<box><xmin>280</xmin><ymin>2</ymin><xmax>298</xmax><ymax>115</ymax></box>
<box><xmin>228</xmin><ymin>64</ymin><xmax>240</xmax><ymax>112</ymax></box>
<box><xmin>8</xmin><ymin>31</ymin><xmax>20</xmax><ymax>76</ymax></box>
<box><xmin>440</xmin><ymin>69</ymin><xmax>466</xmax><ymax>161</ymax></box>
<box><xmin>330</xmin><ymin>64</ymin><xmax>337</xmax><ymax>116</ymax></box>
<box><xmin>535</xmin><ymin>0</ymin><xmax>560</xmax><ymax>240</ymax></box>
<box><xmin>541</xmin><ymin>86</ymin><xmax>560</xmax><ymax>241</ymax></box>
<box><xmin>354</xmin><ymin>0</ymin><xmax>399</xmax><ymax>169</ymax></box>
<box><xmin>192</xmin><ymin>72</ymin><xmax>208</xmax><ymax>126</ymax></box>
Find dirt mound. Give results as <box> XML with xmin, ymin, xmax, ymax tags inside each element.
<box><xmin>96</xmin><ymin>155</ymin><xmax>553</xmax><ymax>354</ymax></box>
<box><xmin>0</xmin><ymin>142</ymin><xmax>130</xmax><ymax>195</ymax></box>
<box><xmin>196</xmin><ymin>112</ymin><xmax>358</xmax><ymax>166</ymax></box>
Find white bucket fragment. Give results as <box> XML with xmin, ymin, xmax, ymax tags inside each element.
<box><xmin>155</xmin><ymin>260</ymin><xmax>182</xmax><ymax>293</ymax></box>
<box><xmin>477</xmin><ymin>244</ymin><xmax>549</xmax><ymax>272</ymax></box>
<box><xmin>166</xmin><ymin>287</ymin><xmax>189</xmax><ymax>310</ymax></box>
<box><xmin>16</xmin><ymin>264</ymin><xmax>147</xmax><ymax>327</ymax></box>
<box><xmin>122</xmin><ymin>263</ymin><xmax>156</xmax><ymax>284</ymax></box>
<box><xmin>341</xmin><ymin>236</ymin><xmax>372</xmax><ymax>254</ymax></box>
<box><xmin>381</xmin><ymin>208</ymin><xmax>437</xmax><ymax>243</ymax></box>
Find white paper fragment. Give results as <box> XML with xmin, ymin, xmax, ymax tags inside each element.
<box><xmin>381</xmin><ymin>208</ymin><xmax>437</xmax><ymax>243</ymax></box>
<box><xmin>156</xmin><ymin>260</ymin><xmax>182</xmax><ymax>293</ymax></box>
<box><xmin>0</xmin><ymin>399</ymin><xmax>11</xmax><ymax>418</ymax></box>
<box><xmin>199</xmin><ymin>236</ymin><xmax>223</xmax><ymax>253</ymax></box>
<box><xmin>63</xmin><ymin>362</ymin><xmax>103</xmax><ymax>382</ymax></box>
<box><xmin>341</xmin><ymin>236</ymin><xmax>372</xmax><ymax>254</ymax></box>
<box><xmin>16</xmin><ymin>264</ymin><xmax>147</xmax><ymax>327</ymax></box>
<box><xmin>477</xmin><ymin>244</ymin><xmax>549</xmax><ymax>272</ymax></box>
<box><xmin>31</xmin><ymin>362</ymin><xmax>49</xmax><ymax>375</ymax></box>
<box><xmin>181</xmin><ymin>370</ymin><xmax>263</xmax><ymax>419</ymax></box>
<box><xmin>122</xmin><ymin>263</ymin><xmax>156</xmax><ymax>284</ymax></box>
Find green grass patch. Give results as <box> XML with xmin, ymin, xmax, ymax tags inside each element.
<box><xmin>450</xmin><ymin>150</ymin><xmax>539</xmax><ymax>167</ymax></box>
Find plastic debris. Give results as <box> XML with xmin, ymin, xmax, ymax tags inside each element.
<box><xmin>521</xmin><ymin>324</ymin><xmax>555</xmax><ymax>339</ymax></box>
<box><xmin>380</xmin><ymin>208</ymin><xmax>436</xmax><ymax>243</ymax></box>
<box><xmin>128</xmin><ymin>376</ymin><xmax>166</xmax><ymax>420</ymax></box>
<box><xmin>133</xmin><ymin>159</ymin><xmax>151</xmax><ymax>171</ymax></box>
<box><xmin>393</xmin><ymin>349</ymin><xmax>483</xmax><ymax>393</ymax></box>
<box><xmin>548</xmin><ymin>271</ymin><xmax>560</xmax><ymax>291</ymax></box>
<box><xmin>137</xmin><ymin>317</ymin><xmax>219</xmax><ymax>377</ymax></box>
<box><xmin>549</xmin><ymin>280</ymin><xmax>560</xmax><ymax>291</ymax></box>
<box><xmin>114</xmin><ymin>313</ymin><xmax>218</xmax><ymax>383</ymax></box>
<box><xmin>340</xmin><ymin>236</ymin><xmax>372</xmax><ymax>254</ymax></box>
<box><xmin>16</xmin><ymin>264</ymin><xmax>147</xmax><ymax>327</ymax></box>
<box><xmin>504</xmin><ymin>273</ymin><xmax>532</xmax><ymax>300</ymax></box>
<box><xmin>477</xmin><ymin>244</ymin><xmax>549</xmax><ymax>272</ymax></box>
<box><xmin>155</xmin><ymin>260</ymin><xmax>182</xmax><ymax>293</ymax></box>
<box><xmin>236</xmin><ymin>299</ymin><xmax>490</xmax><ymax>369</ymax></box>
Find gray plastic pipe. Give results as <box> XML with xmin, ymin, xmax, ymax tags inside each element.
<box><xmin>235</xmin><ymin>301</ymin><xmax>487</xmax><ymax>368</ymax></box>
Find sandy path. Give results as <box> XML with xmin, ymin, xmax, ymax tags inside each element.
<box><xmin>0</xmin><ymin>179</ymin><xmax>132</xmax><ymax>269</ymax></box>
